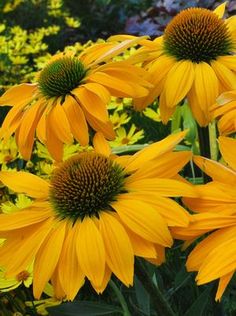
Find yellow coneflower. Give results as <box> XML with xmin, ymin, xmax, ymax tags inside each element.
<box><xmin>0</xmin><ymin>37</ymin><xmax>151</xmax><ymax>161</ymax></box>
<box><xmin>133</xmin><ymin>3</ymin><xmax>236</xmax><ymax>126</ymax></box>
<box><xmin>0</xmin><ymin>131</ymin><xmax>196</xmax><ymax>301</ymax></box>
<box><xmin>172</xmin><ymin>136</ymin><xmax>236</xmax><ymax>301</ymax></box>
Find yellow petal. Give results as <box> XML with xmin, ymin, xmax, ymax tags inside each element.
<box><xmin>129</xmin><ymin>151</ymin><xmax>192</xmax><ymax>181</ymax></box>
<box><xmin>93</xmin><ymin>132</ymin><xmax>111</xmax><ymax>157</ymax></box>
<box><xmin>99</xmin><ymin>212</ymin><xmax>134</xmax><ymax>286</ymax></box>
<box><xmin>88</xmin><ymin>36</ymin><xmax>148</xmax><ymax>67</ymax></box>
<box><xmin>215</xmin><ymin>272</ymin><xmax>234</xmax><ymax>301</ymax></box>
<box><xmin>63</xmin><ymin>95</ymin><xmax>89</xmax><ymax>146</ymax></box>
<box><xmin>17</xmin><ymin>100</ymin><xmax>46</xmax><ymax>160</ymax></box>
<box><xmin>196</xmin><ymin>237</ymin><xmax>236</xmax><ymax>284</ymax></box>
<box><xmin>218</xmin><ymin>136</ymin><xmax>236</xmax><ymax>171</ymax></box>
<box><xmin>125</xmin><ymin>131</ymin><xmax>187</xmax><ymax>171</ymax></box>
<box><xmin>187</xmin><ymin>226</ymin><xmax>236</xmax><ymax>272</ymax></box>
<box><xmin>45</xmin><ymin>119</ymin><xmax>64</xmax><ymax>162</ymax></box>
<box><xmin>0</xmin><ymin>171</ymin><xmax>49</xmax><ymax>198</ymax></box>
<box><xmin>112</xmin><ymin>199</ymin><xmax>173</xmax><ymax>246</ymax></box>
<box><xmin>2</xmin><ymin>219</ymin><xmax>52</xmax><ymax>277</ymax></box>
<box><xmin>83</xmin><ymin>83</ymin><xmax>110</xmax><ymax>104</ymax></box>
<box><xmin>88</xmin><ymin>72</ymin><xmax>147</xmax><ymax>98</ymax></box>
<box><xmin>0</xmin><ymin>84</ymin><xmax>36</xmax><ymax>107</ymax></box>
<box><xmin>48</xmin><ymin>100</ymin><xmax>73</xmax><ymax>144</ymax></box>
<box><xmin>160</xmin><ymin>60</ymin><xmax>195</xmax><ymax>108</ymax></box>
<box><xmin>193</xmin><ymin>155</ymin><xmax>236</xmax><ymax>183</ymax></box>
<box><xmin>84</xmin><ymin>109</ymin><xmax>115</xmax><ymax>140</ymax></box>
<box><xmin>120</xmin><ymin>192</ymin><xmax>189</xmax><ymax>227</ymax></box>
<box><xmin>58</xmin><ymin>223</ymin><xmax>84</xmax><ymax>300</ymax></box>
<box><xmin>187</xmin><ymin>86</ymin><xmax>208</xmax><ymax>127</ymax></box>
<box><xmin>211</xmin><ymin>60</ymin><xmax>236</xmax><ymax>91</ymax></box>
<box><xmin>126</xmin><ymin>178</ymin><xmax>197</xmax><ymax>197</ymax></box>
<box><xmin>77</xmin><ymin>217</ymin><xmax>105</xmax><ymax>290</ymax></box>
<box><xmin>74</xmin><ymin>87</ymin><xmax>109</xmax><ymax>122</ymax></box>
<box><xmin>213</xmin><ymin>2</ymin><xmax>226</xmax><ymax>18</ymax></box>
<box><xmin>193</xmin><ymin>62</ymin><xmax>218</xmax><ymax>114</ymax></box>
<box><xmin>125</xmin><ymin>227</ymin><xmax>157</xmax><ymax>258</ymax></box>
<box><xmin>33</xmin><ymin>222</ymin><xmax>66</xmax><ymax>299</ymax></box>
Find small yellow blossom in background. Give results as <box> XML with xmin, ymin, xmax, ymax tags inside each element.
<box><xmin>172</xmin><ymin>136</ymin><xmax>236</xmax><ymax>301</ymax></box>
<box><xmin>0</xmin><ymin>136</ymin><xmax>19</xmax><ymax>165</ymax></box>
<box><xmin>0</xmin><ymin>266</ymin><xmax>33</xmax><ymax>292</ymax></box>
<box><xmin>1</xmin><ymin>194</ymin><xmax>32</xmax><ymax>214</ymax></box>
<box><xmin>110</xmin><ymin>124</ymin><xmax>144</xmax><ymax>147</ymax></box>
<box><xmin>143</xmin><ymin>107</ymin><xmax>162</xmax><ymax>122</ymax></box>
<box><xmin>109</xmin><ymin>111</ymin><xmax>131</xmax><ymax>129</ymax></box>
<box><xmin>0</xmin><ymin>131</ymin><xmax>196</xmax><ymax>301</ymax></box>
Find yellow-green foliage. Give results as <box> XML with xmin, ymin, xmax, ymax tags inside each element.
<box><xmin>0</xmin><ymin>0</ymin><xmax>80</xmax><ymax>92</ymax></box>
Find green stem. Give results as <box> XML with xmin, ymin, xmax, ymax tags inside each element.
<box><xmin>109</xmin><ymin>279</ymin><xmax>131</xmax><ymax>316</ymax></box>
<box><xmin>197</xmin><ymin>125</ymin><xmax>211</xmax><ymax>183</ymax></box>
<box><xmin>135</xmin><ymin>259</ymin><xmax>176</xmax><ymax>316</ymax></box>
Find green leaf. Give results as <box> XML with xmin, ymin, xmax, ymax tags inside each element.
<box><xmin>134</xmin><ymin>276</ymin><xmax>150</xmax><ymax>316</ymax></box>
<box><xmin>47</xmin><ymin>301</ymin><xmax>122</xmax><ymax>316</ymax></box>
<box><xmin>184</xmin><ymin>285</ymin><xmax>212</xmax><ymax>316</ymax></box>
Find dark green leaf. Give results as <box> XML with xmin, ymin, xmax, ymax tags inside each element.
<box><xmin>134</xmin><ymin>276</ymin><xmax>150</xmax><ymax>316</ymax></box>
<box><xmin>184</xmin><ymin>286</ymin><xmax>212</xmax><ymax>316</ymax></box>
<box><xmin>47</xmin><ymin>301</ymin><xmax>122</xmax><ymax>316</ymax></box>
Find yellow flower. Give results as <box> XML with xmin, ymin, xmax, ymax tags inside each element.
<box><xmin>110</xmin><ymin>124</ymin><xmax>144</xmax><ymax>147</ymax></box>
<box><xmin>0</xmin><ymin>136</ymin><xmax>18</xmax><ymax>165</ymax></box>
<box><xmin>109</xmin><ymin>111</ymin><xmax>131</xmax><ymax>129</ymax></box>
<box><xmin>212</xmin><ymin>89</ymin><xmax>236</xmax><ymax>135</ymax></box>
<box><xmin>172</xmin><ymin>136</ymin><xmax>236</xmax><ymax>301</ymax></box>
<box><xmin>0</xmin><ymin>131</ymin><xmax>195</xmax><ymax>301</ymax></box>
<box><xmin>0</xmin><ymin>37</ymin><xmax>151</xmax><ymax>161</ymax></box>
<box><xmin>134</xmin><ymin>2</ymin><xmax>236</xmax><ymax>126</ymax></box>
<box><xmin>0</xmin><ymin>264</ymin><xmax>33</xmax><ymax>292</ymax></box>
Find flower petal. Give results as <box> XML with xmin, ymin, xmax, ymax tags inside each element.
<box><xmin>63</xmin><ymin>95</ymin><xmax>89</xmax><ymax>146</ymax></box>
<box><xmin>112</xmin><ymin>199</ymin><xmax>172</xmax><ymax>246</ymax></box>
<box><xmin>218</xmin><ymin>136</ymin><xmax>236</xmax><ymax>171</ymax></box>
<box><xmin>0</xmin><ymin>171</ymin><xmax>49</xmax><ymax>198</ymax></box>
<box><xmin>33</xmin><ymin>222</ymin><xmax>66</xmax><ymax>299</ymax></box>
<box><xmin>77</xmin><ymin>217</ymin><xmax>105</xmax><ymax>290</ymax></box>
<box><xmin>99</xmin><ymin>212</ymin><xmax>134</xmax><ymax>286</ymax></box>
<box><xmin>160</xmin><ymin>60</ymin><xmax>195</xmax><ymax>108</ymax></box>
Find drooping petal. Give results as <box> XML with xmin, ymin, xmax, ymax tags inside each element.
<box><xmin>160</xmin><ymin>60</ymin><xmax>195</xmax><ymax>108</ymax></box>
<box><xmin>211</xmin><ymin>60</ymin><xmax>236</xmax><ymax>91</ymax></box>
<box><xmin>112</xmin><ymin>199</ymin><xmax>173</xmax><ymax>246</ymax></box>
<box><xmin>63</xmin><ymin>95</ymin><xmax>89</xmax><ymax>146</ymax></box>
<box><xmin>196</xmin><ymin>237</ymin><xmax>236</xmax><ymax>284</ymax></box>
<box><xmin>17</xmin><ymin>100</ymin><xmax>46</xmax><ymax>160</ymax></box>
<box><xmin>193</xmin><ymin>62</ymin><xmax>218</xmax><ymax>115</ymax></box>
<box><xmin>215</xmin><ymin>272</ymin><xmax>234</xmax><ymax>301</ymax></box>
<box><xmin>33</xmin><ymin>222</ymin><xmax>66</xmax><ymax>299</ymax></box>
<box><xmin>186</xmin><ymin>226</ymin><xmax>236</xmax><ymax>272</ymax></box>
<box><xmin>0</xmin><ymin>219</ymin><xmax>53</xmax><ymax>277</ymax></box>
<box><xmin>0</xmin><ymin>171</ymin><xmax>49</xmax><ymax>198</ymax></box>
<box><xmin>58</xmin><ymin>223</ymin><xmax>84</xmax><ymax>300</ymax></box>
<box><xmin>218</xmin><ymin>136</ymin><xmax>236</xmax><ymax>171</ymax></box>
<box><xmin>0</xmin><ymin>84</ymin><xmax>37</xmax><ymax>107</ymax></box>
<box><xmin>193</xmin><ymin>155</ymin><xmax>236</xmax><ymax>183</ymax></box>
<box><xmin>76</xmin><ymin>217</ymin><xmax>106</xmax><ymax>290</ymax></box>
<box><xmin>99</xmin><ymin>212</ymin><xmax>134</xmax><ymax>286</ymax></box>
<box><xmin>48</xmin><ymin>100</ymin><xmax>73</xmax><ymax>144</ymax></box>
<box><xmin>93</xmin><ymin>132</ymin><xmax>111</xmax><ymax>157</ymax></box>
<box><xmin>74</xmin><ymin>87</ymin><xmax>109</xmax><ymax>123</ymax></box>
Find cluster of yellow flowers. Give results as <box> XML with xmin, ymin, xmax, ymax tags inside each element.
<box><xmin>0</xmin><ymin>2</ymin><xmax>236</xmax><ymax>314</ymax></box>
